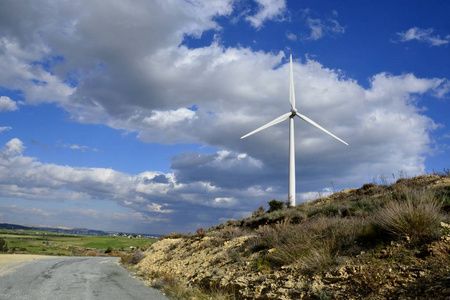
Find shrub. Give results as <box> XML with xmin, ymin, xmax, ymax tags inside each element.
<box><xmin>211</xmin><ymin>226</ymin><xmax>247</xmax><ymax>241</ymax></box>
<box><xmin>121</xmin><ymin>251</ymin><xmax>146</xmax><ymax>265</ymax></box>
<box><xmin>159</xmin><ymin>232</ymin><xmax>189</xmax><ymax>240</ymax></box>
<box><xmin>196</xmin><ymin>228</ymin><xmax>207</xmax><ymax>237</ymax></box>
<box><xmin>268</xmin><ymin>200</ymin><xmax>284</xmax><ymax>213</ymax></box>
<box><xmin>252</xmin><ymin>206</ymin><xmax>265</xmax><ymax>218</ymax></box>
<box><xmin>374</xmin><ymin>188</ymin><xmax>443</xmax><ymax>245</ymax></box>
<box><xmin>0</xmin><ymin>238</ymin><xmax>8</xmax><ymax>252</ymax></box>
<box><xmin>105</xmin><ymin>245</ymin><xmax>114</xmax><ymax>253</ymax></box>
<box><xmin>151</xmin><ymin>271</ymin><xmax>234</xmax><ymax>300</ymax></box>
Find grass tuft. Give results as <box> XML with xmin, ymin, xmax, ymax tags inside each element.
<box><xmin>374</xmin><ymin>188</ymin><xmax>443</xmax><ymax>245</ymax></box>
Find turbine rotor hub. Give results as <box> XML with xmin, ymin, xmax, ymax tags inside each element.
<box><xmin>290</xmin><ymin>108</ymin><xmax>297</xmax><ymax>117</ymax></box>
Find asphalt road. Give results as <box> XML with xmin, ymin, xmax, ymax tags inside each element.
<box><xmin>0</xmin><ymin>256</ymin><xmax>168</xmax><ymax>300</ymax></box>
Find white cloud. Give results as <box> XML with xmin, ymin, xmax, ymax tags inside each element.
<box><xmin>245</xmin><ymin>0</ymin><xmax>287</xmax><ymax>29</ymax></box>
<box><xmin>286</xmin><ymin>32</ymin><xmax>297</xmax><ymax>41</ymax></box>
<box><xmin>396</xmin><ymin>27</ymin><xmax>449</xmax><ymax>46</ymax></box>
<box><xmin>0</xmin><ymin>39</ymin><xmax>74</xmax><ymax>106</ymax></box>
<box><xmin>0</xmin><ymin>96</ymin><xmax>18</xmax><ymax>111</ymax></box>
<box><xmin>143</xmin><ymin>108</ymin><xmax>197</xmax><ymax>128</ymax></box>
<box><xmin>1</xmin><ymin>138</ymin><xmax>25</xmax><ymax>157</ymax></box>
<box><xmin>298</xmin><ymin>187</ymin><xmax>333</xmax><ymax>202</ymax></box>
<box><xmin>0</xmin><ymin>126</ymin><xmax>12</xmax><ymax>132</ymax></box>
<box><xmin>1</xmin><ymin>205</ymin><xmax>53</xmax><ymax>217</ymax></box>
<box><xmin>58</xmin><ymin>143</ymin><xmax>99</xmax><ymax>152</ymax></box>
<box><xmin>212</xmin><ymin>197</ymin><xmax>237</xmax><ymax>207</ymax></box>
<box><xmin>303</xmin><ymin>10</ymin><xmax>345</xmax><ymax>40</ymax></box>
<box><xmin>147</xmin><ymin>203</ymin><xmax>174</xmax><ymax>214</ymax></box>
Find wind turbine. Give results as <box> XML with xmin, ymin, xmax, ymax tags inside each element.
<box><xmin>241</xmin><ymin>55</ymin><xmax>348</xmax><ymax>207</ymax></box>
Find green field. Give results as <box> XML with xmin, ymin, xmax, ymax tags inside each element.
<box><xmin>0</xmin><ymin>229</ymin><xmax>157</xmax><ymax>256</ymax></box>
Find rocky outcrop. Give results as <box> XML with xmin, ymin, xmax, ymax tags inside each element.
<box><xmin>135</xmin><ymin>222</ymin><xmax>450</xmax><ymax>299</ymax></box>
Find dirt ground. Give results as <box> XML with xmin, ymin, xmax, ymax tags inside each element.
<box><xmin>0</xmin><ymin>254</ymin><xmax>55</xmax><ymax>266</ymax></box>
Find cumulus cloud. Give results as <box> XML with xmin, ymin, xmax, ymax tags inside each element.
<box><xmin>0</xmin><ymin>39</ymin><xmax>75</xmax><ymax>105</ymax></box>
<box><xmin>245</xmin><ymin>0</ymin><xmax>287</xmax><ymax>29</ymax></box>
<box><xmin>1</xmin><ymin>138</ymin><xmax>25</xmax><ymax>157</ymax></box>
<box><xmin>0</xmin><ymin>96</ymin><xmax>18</xmax><ymax>111</ymax></box>
<box><xmin>0</xmin><ymin>138</ymin><xmax>279</xmax><ymax>232</ymax></box>
<box><xmin>396</xmin><ymin>27</ymin><xmax>449</xmax><ymax>46</ymax></box>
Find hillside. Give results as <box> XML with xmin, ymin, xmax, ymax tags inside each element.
<box><xmin>131</xmin><ymin>174</ymin><xmax>450</xmax><ymax>299</ymax></box>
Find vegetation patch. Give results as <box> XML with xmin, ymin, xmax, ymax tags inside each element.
<box><xmin>134</xmin><ymin>174</ymin><xmax>450</xmax><ymax>299</ymax></box>
<box><xmin>0</xmin><ymin>230</ymin><xmax>156</xmax><ymax>256</ymax></box>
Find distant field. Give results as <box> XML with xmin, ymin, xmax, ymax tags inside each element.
<box><xmin>0</xmin><ymin>229</ymin><xmax>157</xmax><ymax>256</ymax></box>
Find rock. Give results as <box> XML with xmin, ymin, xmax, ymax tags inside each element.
<box><xmin>284</xmin><ymin>280</ymin><xmax>294</xmax><ymax>288</ymax></box>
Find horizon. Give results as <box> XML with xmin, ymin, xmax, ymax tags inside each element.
<box><xmin>0</xmin><ymin>0</ymin><xmax>449</xmax><ymax>235</ymax></box>
<box><xmin>0</xmin><ymin>222</ymin><xmax>161</xmax><ymax>237</ymax></box>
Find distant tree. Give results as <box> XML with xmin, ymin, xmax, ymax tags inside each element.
<box><xmin>268</xmin><ymin>200</ymin><xmax>285</xmax><ymax>213</ymax></box>
<box><xmin>0</xmin><ymin>238</ymin><xmax>8</xmax><ymax>252</ymax></box>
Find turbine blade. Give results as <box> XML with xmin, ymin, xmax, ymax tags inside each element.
<box><xmin>296</xmin><ymin>112</ymin><xmax>349</xmax><ymax>145</ymax></box>
<box><xmin>290</xmin><ymin>55</ymin><xmax>295</xmax><ymax>109</ymax></box>
<box><xmin>241</xmin><ymin>112</ymin><xmax>291</xmax><ymax>139</ymax></box>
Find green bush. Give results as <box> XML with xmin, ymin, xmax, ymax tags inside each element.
<box><xmin>267</xmin><ymin>200</ymin><xmax>284</xmax><ymax>213</ymax></box>
<box><xmin>0</xmin><ymin>238</ymin><xmax>8</xmax><ymax>252</ymax></box>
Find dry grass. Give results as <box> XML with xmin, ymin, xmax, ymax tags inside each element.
<box><xmin>247</xmin><ymin>217</ymin><xmax>373</xmax><ymax>273</ymax></box>
<box><xmin>374</xmin><ymin>188</ymin><xmax>444</xmax><ymax>244</ymax></box>
<box><xmin>151</xmin><ymin>271</ymin><xmax>235</xmax><ymax>300</ymax></box>
<box><xmin>120</xmin><ymin>251</ymin><xmax>146</xmax><ymax>265</ymax></box>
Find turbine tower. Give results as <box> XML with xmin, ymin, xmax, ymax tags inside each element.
<box><xmin>241</xmin><ymin>55</ymin><xmax>348</xmax><ymax>207</ymax></box>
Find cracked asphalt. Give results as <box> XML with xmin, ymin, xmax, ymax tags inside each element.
<box><xmin>0</xmin><ymin>256</ymin><xmax>167</xmax><ymax>300</ymax></box>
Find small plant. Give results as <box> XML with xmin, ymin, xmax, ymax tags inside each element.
<box><xmin>105</xmin><ymin>245</ymin><xmax>114</xmax><ymax>253</ymax></box>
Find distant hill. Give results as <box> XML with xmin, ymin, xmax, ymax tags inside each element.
<box><xmin>0</xmin><ymin>223</ymin><xmax>108</xmax><ymax>236</ymax></box>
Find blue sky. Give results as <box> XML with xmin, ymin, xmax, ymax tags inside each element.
<box><xmin>0</xmin><ymin>0</ymin><xmax>449</xmax><ymax>234</ymax></box>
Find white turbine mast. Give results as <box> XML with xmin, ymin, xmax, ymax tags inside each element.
<box><xmin>241</xmin><ymin>55</ymin><xmax>348</xmax><ymax>207</ymax></box>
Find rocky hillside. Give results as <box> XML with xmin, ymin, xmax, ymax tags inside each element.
<box><xmin>132</xmin><ymin>174</ymin><xmax>450</xmax><ymax>299</ymax></box>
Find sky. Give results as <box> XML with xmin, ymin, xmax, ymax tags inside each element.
<box><xmin>0</xmin><ymin>0</ymin><xmax>449</xmax><ymax>234</ymax></box>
